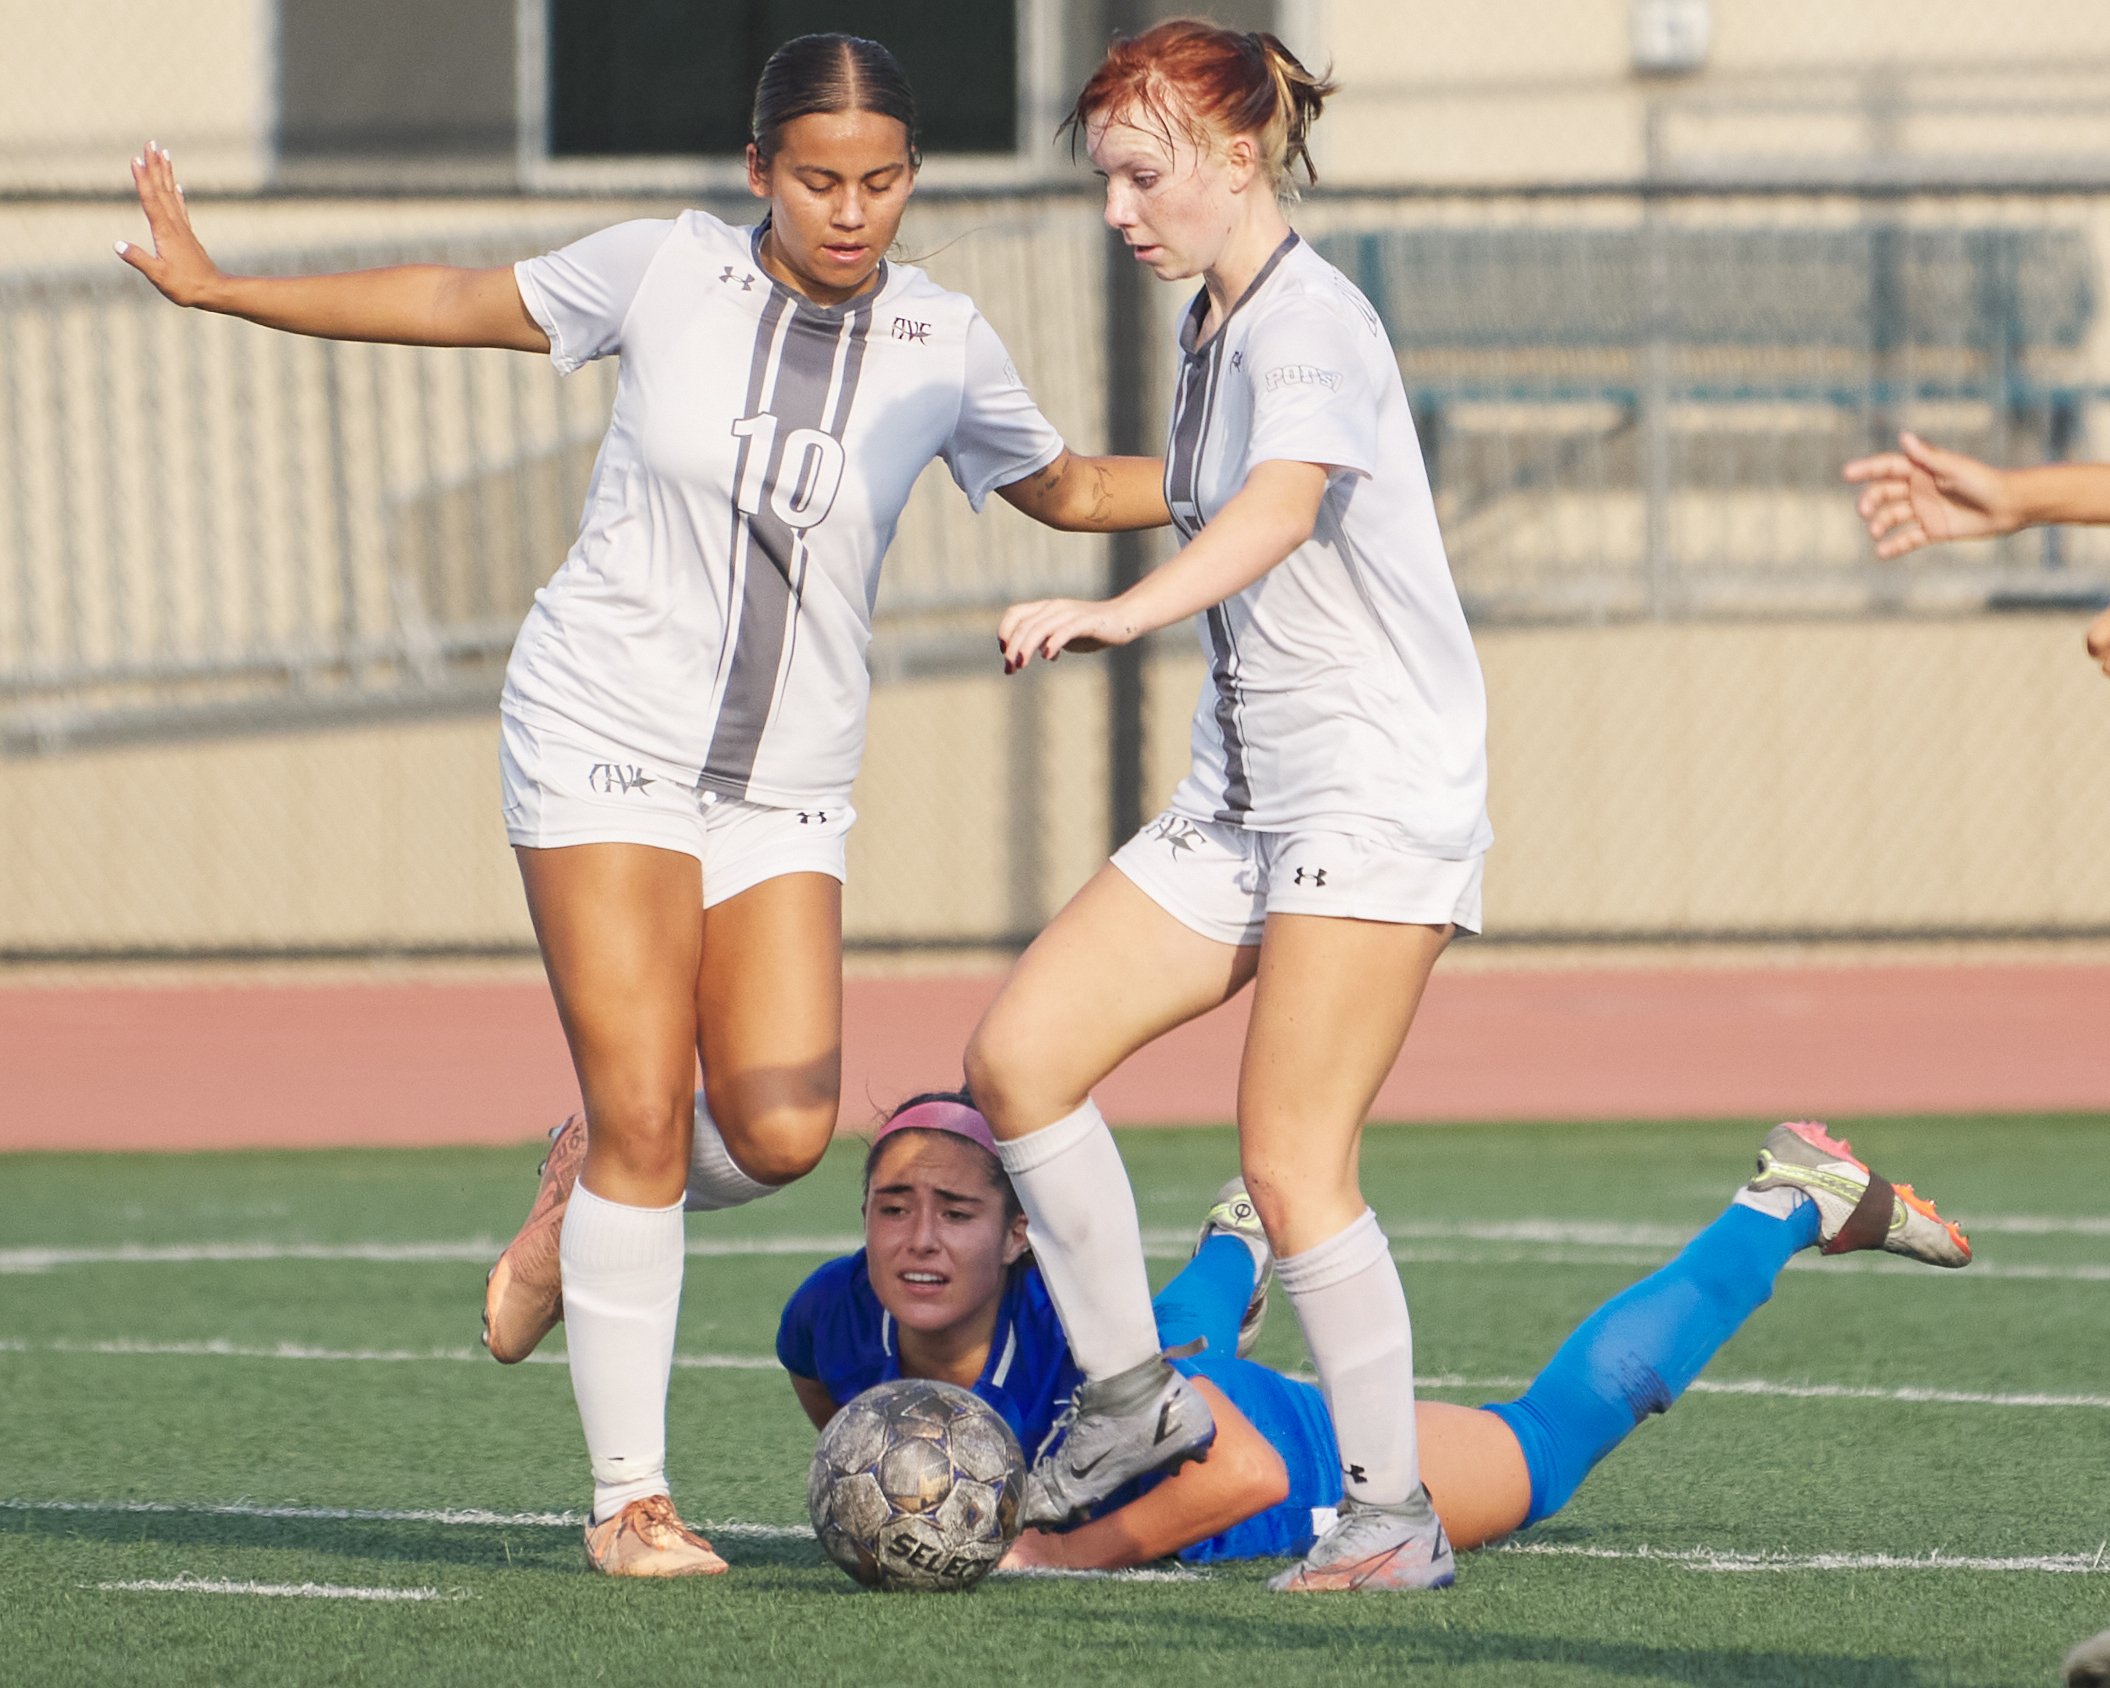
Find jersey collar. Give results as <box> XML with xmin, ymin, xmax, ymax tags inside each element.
<box><xmin>876</xmin><ymin>1273</ymin><xmax>1022</xmax><ymax>1394</ymax></box>
<box><xmin>749</xmin><ymin>217</ymin><xmax>892</xmax><ymax>322</ymax></box>
<box><xmin>1181</xmin><ymin>229</ymin><xmax>1302</xmax><ymax>358</ymax></box>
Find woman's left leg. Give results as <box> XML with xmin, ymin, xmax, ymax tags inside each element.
<box><xmin>1237</xmin><ymin>911</ymin><xmax>1454</xmax><ymax>1589</ymax></box>
<box><xmin>692</xmin><ymin>870</ymin><xmax>844</xmax><ymax>1194</ymax></box>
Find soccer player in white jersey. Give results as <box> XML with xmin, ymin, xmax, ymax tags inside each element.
<box><xmin>116</xmin><ymin>34</ymin><xmax>1171</xmax><ymax>1577</ymax></box>
<box><xmin>962</xmin><ymin>21</ymin><xmax>1491</xmax><ymax>1592</ymax></box>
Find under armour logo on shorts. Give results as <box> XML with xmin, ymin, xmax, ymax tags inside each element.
<box><xmin>1293</xmin><ymin>866</ymin><xmax>1329</xmax><ymax>888</ymax></box>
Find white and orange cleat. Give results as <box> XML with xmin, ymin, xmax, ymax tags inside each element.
<box><xmin>582</xmin><ymin>1494</ymin><xmax>729</xmax><ymax>1578</ymax></box>
<box><xmin>1748</xmin><ymin>1119</ymin><xmax>1972</xmax><ymax>1268</ymax></box>
<box><xmin>1269</xmin><ymin>1490</ymin><xmax>1455</xmax><ymax>1593</ymax></box>
<box><xmin>482</xmin><ymin>1112</ymin><xmax>588</xmax><ymax>1363</ymax></box>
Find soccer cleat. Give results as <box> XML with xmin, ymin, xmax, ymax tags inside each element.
<box><xmin>1748</xmin><ymin>1119</ymin><xmax>1971</xmax><ymax>1268</ymax></box>
<box><xmin>1269</xmin><ymin>1489</ymin><xmax>1456</xmax><ymax>1592</ymax></box>
<box><xmin>481</xmin><ymin>1112</ymin><xmax>588</xmax><ymax>1363</ymax></box>
<box><xmin>582</xmin><ymin>1494</ymin><xmax>729</xmax><ymax>1577</ymax></box>
<box><xmin>1194</xmin><ymin>1177</ymin><xmax>1273</xmax><ymax>1358</ymax></box>
<box><xmin>1020</xmin><ymin>1358</ymin><xmax>1217</xmax><ymax>1527</ymax></box>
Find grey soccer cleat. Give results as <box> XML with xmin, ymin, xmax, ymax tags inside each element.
<box><xmin>1194</xmin><ymin>1177</ymin><xmax>1273</xmax><ymax>1358</ymax></box>
<box><xmin>1748</xmin><ymin>1119</ymin><xmax>1971</xmax><ymax>1268</ymax></box>
<box><xmin>1269</xmin><ymin>1488</ymin><xmax>1456</xmax><ymax>1592</ymax></box>
<box><xmin>1021</xmin><ymin>1357</ymin><xmax>1217</xmax><ymax>1527</ymax></box>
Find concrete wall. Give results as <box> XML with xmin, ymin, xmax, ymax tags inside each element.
<box><xmin>1299</xmin><ymin>0</ymin><xmax>2110</xmax><ymax>185</ymax></box>
<box><xmin>8</xmin><ymin>615</ymin><xmax>2104</xmax><ymax>953</ymax></box>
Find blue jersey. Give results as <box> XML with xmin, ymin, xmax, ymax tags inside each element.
<box><xmin>777</xmin><ymin>1251</ymin><xmax>1084</xmax><ymax>1462</ymax></box>
<box><xmin>776</xmin><ymin>1251</ymin><xmax>1344</xmax><ymax>1564</ymax></box>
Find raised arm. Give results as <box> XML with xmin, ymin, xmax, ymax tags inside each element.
<box><xmin>995</xmin><ymin>450</ymin><xmax>1171</xmax><ymax>533</ymax></box>
<box><xmin>115</xmin><ymin>143</ymin><xmax>548</xmax><ymax>354</ymax></box>
<box><xmin>997</xmin><ymin>459</ymin><xmax>1326</xmax><ymax>671</ymax></box>
<box><xmin>999</xmin><ymin>1378</ymin><xmax>1287</xmax><ymax>1572</ymax></box>
<box><xmin>1844</xmin><ymin>432</ymin><xmax>2110</xmax><ymax>676</ymax></box>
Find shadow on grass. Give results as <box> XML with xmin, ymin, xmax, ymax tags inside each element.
<box><xmin>4</xmin><ymin>1507</ymin><xmax>829</xmax><ymax>1576</ymax></box>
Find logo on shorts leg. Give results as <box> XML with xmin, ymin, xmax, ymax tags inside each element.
<box><xmin>1148</xmin><ymin>815</ymin><xmax>1204</xmax><ymax>859</ymax></box>
<box><xmin>588</xmin><ymin>763</ymin><xmax>655</xmax><ymax>795</ymax></box>
<box><xmin>798</xmin><ymin>810</ymin><xmax>831</xmax><ymax>825</ymax></box>
<box><xmin>1292</xmin><ymin>866</ymin><xmax>1329</xmax><ymax>888</ymax></box>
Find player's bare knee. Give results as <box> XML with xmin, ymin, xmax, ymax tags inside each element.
<box><xmin>585</xmin><ymin>1092</ymin><xmax>692</xmax><ymax>1184</ymax></box>
<box><xmin>718</xmin><ymin>1103</ymin><xmax>834</xmax><ymax>1185</ymax></box>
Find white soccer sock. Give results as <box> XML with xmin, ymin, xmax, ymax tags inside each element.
<box><xmin>994</xmin><ymin>1099</ymin><xmax>1161</xmax><ymax>1381</ymax></box>
<box><xmin>684</xmin><ymin>1090</ymin><xmax>779</xmax><ymax>1212</ymax></box>
<box><xmin>1277</xmin><ymin>1209</ymin><xmax>1419</xmax><ymax>1509</ymax></box>
<box><xmin>560</xmin><ymin>1181</ymin><xmax>685</xmax><ymax>1523</ymax></box>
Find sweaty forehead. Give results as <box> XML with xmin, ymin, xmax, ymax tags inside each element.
<box><xmin>870</xmin><ymin>1131</ymin><xmax>996</xmax><ymax>1193</ymax></box>
<box><xmin>771</xmin><ymin>108</ymin><xmax>913</xmax><ymax>170</ymax></box>
<box><xmin>1086</xmin><ymin>110</ymin><xmax>1186</xmax><ymax>171</ymax></box>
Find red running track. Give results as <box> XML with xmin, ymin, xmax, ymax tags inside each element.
<box><xmin>3</xmin><ymin>964</ymin><xmax>2104</xmax><ymax>1153</ymax></box>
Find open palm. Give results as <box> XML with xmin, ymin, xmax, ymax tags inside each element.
<box><xmin>115</xmin><ymin>144</ymin><xmax>223</xmax><ymax>307</ymax></box>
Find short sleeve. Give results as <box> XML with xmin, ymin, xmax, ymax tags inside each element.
<box><xmin>941</xmin><ymin>312</ymin><xmax>1065</xmax><ymax>512</ymax></box>
<box><xmin>1242</xmin><ymin>302</ymin><xmax>1379</xmax><ymax>481</ymax></box>
<box><xmin>513</xmin><ymin>219</ymin><xmax>675</xmax><ymax>376</ymax></box>
<box><xmin>775</xmin><ymin>1261</ymin><xmax>832</xmax><ymax>1377</ymax></box>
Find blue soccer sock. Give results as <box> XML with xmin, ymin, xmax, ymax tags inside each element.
<box><xmin>1487</xmin><ymin>1198</ymin><xmax>1821</xmax><ymax>1525</ymax></box>
<box><xmin>1150</xmin><ymin>1235</ymin><xmax>1258</xmax><ymax>1360</ymax></box>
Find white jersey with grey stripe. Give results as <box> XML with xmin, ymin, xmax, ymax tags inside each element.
<box><xmin>505</xmin><ymin>212</ymin><xmax>1063</xmax><ymax>807</ymax></box>
<box><xmin>1161</xmin><ymin>233</ymin><xmax>1492</xmax><ymax>856</ymax></box>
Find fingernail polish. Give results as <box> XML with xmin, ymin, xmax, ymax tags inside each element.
<box><xmin>114</xmin><ymin>240</ymin><xmax>129</xmax><ymax>256</ymax></box>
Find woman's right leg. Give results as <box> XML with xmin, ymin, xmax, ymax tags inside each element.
<box><xmin>966</xmin><ymin>863</ymin><xmax>1256</xmax><ymax>1519</ymax></box>
<box><xmin>517</xmin><ymin>843</ymin><xmax>713</xmax><ymax>1556</ymax></box>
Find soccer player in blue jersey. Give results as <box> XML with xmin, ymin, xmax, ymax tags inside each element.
<box><xmin>778</xmin><ymin>1094</ymin><xmax>1971</xmax><ymax>1573</ymax></box>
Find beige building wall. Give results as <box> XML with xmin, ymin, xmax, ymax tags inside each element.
<box><xmin>0</xmin><ymin>0</ymin><xmax>274</xmax><ymax>192</ymax></box>
<box><xmin>1300</xmin><ymin>0</ymin><xmax>2110</xmax><ymax>185</ymax></box>
<box><xmin>7</xmin><ymin>615</ymin><xmax>2104</xmax><ymax>953</ymax></box>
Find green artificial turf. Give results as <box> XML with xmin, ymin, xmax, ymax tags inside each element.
<box><xmin>2</xmin><ymin>1115</ymin><xmax>2106</xmax><ymax>1686</ymax></box>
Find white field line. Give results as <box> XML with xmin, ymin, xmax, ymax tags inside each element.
<box><xmin>18</xmin><ymin>1500</ymin><xmax>2103</xmax><ymax>1580</ymax></box>
<box><xmin>1496</xmin><ymin>1542</ymin><xmax>2110</xmax><ymax>1575</ymax></box>
<box><xmin>6</xmin><ymin>1217</ymin><xmax>2103</xmax><ymax>1276</ymax></box>
<box><xmin>0</xmin><ymin>1336</ymin><xmax>778</xmax><ymax>1370</ymax></box>
<box><xmin>0</xmin><ymin>1236</ymin><xmax>867</xmax><ymax>1274</ymax></box>
<box><xmin>10</xmin><ymin>1336</ymin><xmax>2110</xmax><ymax>1413</ymax></box>
<box><xmin>3</xmin><ymin>1496</ymin><xmax>798</xmax><ymax>1538</ymax></box>
<box><xmin>94</xmin><ymin>1575</ymin><xmax>458</xmax><ymax>1602</ymax></box>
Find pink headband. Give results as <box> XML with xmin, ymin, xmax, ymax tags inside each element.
<box><xmin>873</xmin><ymin>1098</ymin><xmax>1000</xmax><ymax>1157</ymax></box>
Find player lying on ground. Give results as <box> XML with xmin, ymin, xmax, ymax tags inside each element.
<box><xmin>1843</xmin><ymin>432</ymin><xmax>2110</xmax><ymax>677</ymax></box>
<box><xmin>772</xmin><ymin>1093</ymin><xmax>1970</xmax><ymax>1573</ymax></box>
<box><xmin>494</xmin><ymin>1091</ymin><xmax>1972</xmax><ymax>1570</ymax></box>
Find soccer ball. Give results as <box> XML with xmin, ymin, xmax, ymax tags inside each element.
<box><xmin>807</xmin><ymin>1378</ymin><xmax>1026</xmax><ymax>1592</ymax></box>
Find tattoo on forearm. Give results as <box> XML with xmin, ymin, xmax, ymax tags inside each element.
<box><xmin>1087</xmin><ymin>464</ymin><xmax>1114</xmax><ymax>524</ymax></box>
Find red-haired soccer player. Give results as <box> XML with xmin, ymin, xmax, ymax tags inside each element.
<box><xmin>962</xmin><ymin>20</ymin><xmax>1492</xmax><ymax>1591</ymax></box>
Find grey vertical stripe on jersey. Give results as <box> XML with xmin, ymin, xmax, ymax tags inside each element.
<box><xmin>1166</xmin><ymin>332</ymin><xmax>1253</xmax><ymax>819</ymax></box>
<box><xmin>773</xmin><ymin>295</ymin><xmax>874</xmax><ymax>707</ymax></box>
<box><xmin>702</xmin><ymin>291</ymin><xmax>877</xmax><ymax>797</ymax></box>
<box><xmin>711</xmin><ymin>291</ymin><xmax>794</xmax><ymax>701</ymax></box>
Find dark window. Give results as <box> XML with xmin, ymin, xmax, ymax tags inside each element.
<box><xmin>549</xmin><ymin>1</ymin><xmax>1018</xmax><ymax>157</ymax></box>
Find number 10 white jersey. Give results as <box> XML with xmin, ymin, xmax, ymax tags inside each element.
<box><xmin>505</xmin><ymin>212</ymin><xmax>1064</xmax><ymax>808</ymax></box>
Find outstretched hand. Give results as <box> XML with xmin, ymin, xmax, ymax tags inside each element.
<box><xmin>996</xmin><ymin>597</ymin><xmax>1139</xmax><ymax>673</ymax></box>
<box><xmin>1841</xmin><ymin>432</ymin><xmax>2021</xmax><ymax>558</ymax></box>
<box><xmin>114</xmin><ymin>143</ymin><xmax>222</xmax><ymax>307</ymax></box>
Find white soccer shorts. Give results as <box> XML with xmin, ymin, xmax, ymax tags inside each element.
<box><xmin>500</xmin><ymin>712</ymin><xmax>853</xmax><ymax>908</ymax></box>
<box><xmin>1111</xmin><ymin>808</ymin><xmax>1484</xmax><ymax>947</ymax></box>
